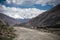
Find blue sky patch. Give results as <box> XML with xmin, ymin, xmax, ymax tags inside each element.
<box><xmin>1</xmin><ymin>3</ymin><xmax>53</xmax><ymax>10</ymax></box>
<box><xmin>0</xmin><ymin>0</ymin><xmax>59</xmax><ymax>10</ymax></box>
<box><xmin>0</xmin><ymin>0</ymin><xmax>6</xmax><ymax>3</ymax></box>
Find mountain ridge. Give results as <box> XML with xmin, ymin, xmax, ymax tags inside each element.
<box><xmin>0</xmin><ymin>13</ymin><xmax>30</xmax><ymax>26</ymax></box>
<box><xmin>21</xmin><ymin>4</ymin><xmax>60</xmax><ymax>28</ymax></box>
<box><xmin>0</xmin><ymin>13</ymin><xmax>20</xmax><ymax>26</ymax></box>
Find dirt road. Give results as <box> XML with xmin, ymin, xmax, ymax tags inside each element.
<box><xmin>14</xmin><ymin>27</ymin><xmax>60</xmax><ymax>40</ymax></box>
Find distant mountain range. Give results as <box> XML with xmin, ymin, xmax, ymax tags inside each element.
<box><xmin>21</xmin><ymin>4</ymin><xmax>60</xmax><ymax>28</ymax></box>
<box><xmin>0</xmin><ymin>13</ymin><xmax>18</xmax><ymax>26</ymax></box>
<box><xmin>0</xmin><ymin>4</ymin><xmax>60</xmax><ymax>28</ymax></box>
<box><xmin>0</xmin><ymin>13</ymin><xmax>30</xmax><ymax>26</ymax></box>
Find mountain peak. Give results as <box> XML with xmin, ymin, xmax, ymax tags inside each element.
<box><xmin>48</xmin><ymin>4</ymin><xmax>60</xmax><ymax>12</ymax></box>
<box><xmin>53</xmin><ymin>4</ymin><xmax>60</xmax><ymax>10</ymax></box>
<box><xmin>54</xmin><ymin>4</ymin><xmax>60</xmax><ymax>8</ymax></box>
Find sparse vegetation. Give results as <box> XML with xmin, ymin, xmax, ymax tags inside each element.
<box><xmin>0</xmin><ymin>20</ymin><xmax>16</xmax><ymax>40</ymax></box>
<box><xmin>35</xmin><ymin>26</ymin><xmax>60</xmax><ymax>35</ymax></box>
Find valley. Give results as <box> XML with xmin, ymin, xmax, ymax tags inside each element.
<box><xmin>13</xmin><ymin>27</ymin><xmax>60</xmax><ymax>40</ymax></box>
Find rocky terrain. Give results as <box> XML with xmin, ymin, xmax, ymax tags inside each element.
<box><xmin>0</xmin><ymin>17</ymin><xmax>16</xmax><ymax>40</ymax></box>
<box><xmin>20</xmin><ymin>4</ymin><xmax>60</xmax><ymax>29</ymax></box>
<box><xmin>0</xmin><ymin>4</ymin><xmax>60</xmax><ymax>40</ymax></box>
<box><xmin>14</xmin><ymin>27</ymin><xmax>60</xmax><ymax>40</ymax></box>
<box><xmin>0</xmin><ymin>13</ymin><xmax>20</xmax><ymax>26</ymax></box>
<box><xmin>19</xmin><ymin>4</ymin><xmax>60</xmax><ymax>36</ymax></box>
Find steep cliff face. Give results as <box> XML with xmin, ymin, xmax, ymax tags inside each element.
<box><xmin>23</xmin><ymin>4</ymin><xmax>60</xmax><ymax>28</ymax></box>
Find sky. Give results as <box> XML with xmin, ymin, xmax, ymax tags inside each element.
<box><xmin>0</xmin><ymin>0</ymin><xmax>60</xmax><ymax>19</ymax></box>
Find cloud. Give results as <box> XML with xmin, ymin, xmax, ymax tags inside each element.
<box><xmin>6</xmin><ymin>0</ymin><xmax>60</xmax><ymax>6</ymax></box>
<box><xmin>0</xmin><ymin>5</ymin><xmax>46</xmax><ymax>19</ymax></box>
<box><xmin>35</xmin><ymin>0</ymin><xmax>60</xmax><ymax>6</ymax></box>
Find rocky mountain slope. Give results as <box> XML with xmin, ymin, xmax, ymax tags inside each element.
<box><xmin>0</xmin><ymin>13</ymin><xmax>20</xmax><ymax>26</ymax></box>
<box><xmin>22</xmin><ymin>4</ymin><xmax>60</xmax><ymax>28</ymax></box>
<box><xmin>0</xmin><ymin>13</ymin><xmax>30</xmax><ymax>26</ymax></box>
<box><xmin>0</xmin><ymin>16</ymin><xmax>16</xmax><ymax>40</ymax></box>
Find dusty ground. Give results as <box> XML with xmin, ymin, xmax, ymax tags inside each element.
<box><xmin>14</xmin><ymin>27</ymin><xmax>60</xmax><ymax>40</ymax></box>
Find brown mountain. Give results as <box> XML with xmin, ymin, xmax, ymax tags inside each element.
<box><xmin>0</xmin><ymin>13</ymin><xmax>30</xmax><ymax>26</ymax></box>
<box><xmin>0</xmin><ymin>13</ymin><xmax>20</xmax><ymax>26</ymax></box>
<box><xmin>22</xmin><ymin>4</ymin><xmax>60</xmax><ymax>28</ymax></box>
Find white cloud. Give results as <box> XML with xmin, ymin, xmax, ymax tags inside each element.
<box><xmin>14</xmin><ymin>14</ymin><xmax>24</xmax><ymax>19</ymax></box>
<box><xmin>6</xmin><ymin>0</ymin><xmax>60</xmax><ymax>6</ymax></box>
<box><xmin>0</xmin><ymin>5</ymin><xmax>46</xmax><ymax>19</ymax></box>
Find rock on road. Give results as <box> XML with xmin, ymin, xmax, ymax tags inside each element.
<box><xmin>14</xmin><ymin>27</ymin><xmax>60</xmax><ymax>40</ymax></box>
